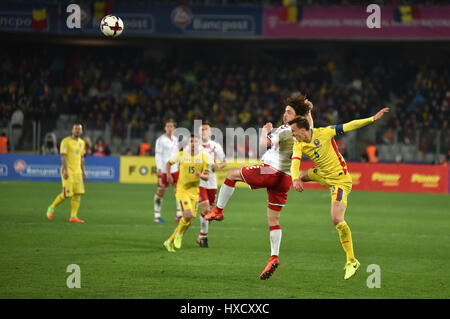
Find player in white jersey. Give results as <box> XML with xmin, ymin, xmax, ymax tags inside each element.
<box><xmin>153</xmin><ymin>119</ymin><xmax>181</xmax><ymax>223</ymax></box>
<box><xmin>196</xmin><ymin>121</ymin><xmax>227</xmax><ymax>248</ymax></box>
<box><xmin>204</xmin><ymin>93</ymin><xmax>314</xmax><ymax>279</ymax></box>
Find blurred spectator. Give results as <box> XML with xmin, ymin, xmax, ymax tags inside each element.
<box><xmin>138</xmin><ymin>140</ymin><xmax>152</xmax><ymax>156</ymax></box>
<box><xmin>10</xmin><ymin>106</ymin><xmax>24</xmax><ymax>149</ymax></box>
<box><xmin>84</xmin><ymin>136</ymin><xmax>93</xmax><ymax>156</ymax></box>
<box><xmin>41</xmin><ymin>132</ymin><xmax>58</xmax><ymax>155</ymax></box>
<box><xmin>365</xmin><ymin>141</ymin><xmax>378</xmax><ymax>163</ymax></box>
<box><xmin>0</xmin><ymin>132</ymin><xmax>9</xmax><ymax>153</ymax></box>
<box><xmin>93</xmin><ymin>137</ymin><xmax>110</xmax><ymax>156</ymax></box>
<box><xmin>437</xmin><ymin>154</ymin><xmax>447</xmax><ymax>167</ymax></box>
<box><xmin>382</xmin><ymin>128</ymin><xmax>395</xmax><ymax>144</ymax></box>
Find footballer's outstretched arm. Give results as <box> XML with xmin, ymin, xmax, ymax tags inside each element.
<box><xmin>213</xmin><ymin>159</ymin><xmax>227</xmax><ymax>171</ymax></box>
<box><xmin>336</xmin><ymin>107</ymin><xmax>389</xmax><ymax>134</ymax></box>
<box><xmin>166</xmin><ymin>155</ymin><xmax>179</xmax><ymax>184</ymax></box>
<box><xmin>260</xmin><ymin>122</ymin><xmax>273</xmax><ymax>149</ymax></box>
<box><xmin>290</xmin><ymin>143</ymin><xmax>304</xmax><ymax>192</ymax></box>
<box><xmin>196</xmin><ymin>171</ymin><xmax>209</xmax><ymax>181</ymax></box>
<box><xmin>155</xmin><ymin>139</ymin><xmax>164</xmax><ymax>177</ymax></box>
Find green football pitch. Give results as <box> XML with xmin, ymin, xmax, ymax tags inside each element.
<box><xmin>0</xmin><ymin>181</ymin><xmax>449</xmax><ymax>299</ymax></box>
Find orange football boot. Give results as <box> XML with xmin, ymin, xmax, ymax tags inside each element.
<box><xmin>69</xmin><ymin>217</ymin><xmax>85</xmax><ymax>223</ymax></box>
<box><xmin>259</xmin><ymin>255</ymin><xmax>279</xmax><ymax>280</ymax></box>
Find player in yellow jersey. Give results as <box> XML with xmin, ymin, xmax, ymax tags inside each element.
<box><xmin>163</xmin><ymin>135</ymin><xmax>210</xmax><ymax>252</ymax></box>
<box><xmin>289</xmin><ymin>107</ymin><xmax>389</xmax><ymax>279</ymax></box>
<box><xmin>46</xmin><ymin>123</ymin><xmax>87</xmax><ymax>223</ymax></box>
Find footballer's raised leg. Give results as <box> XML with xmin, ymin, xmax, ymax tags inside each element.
<box><xmin>205</xmin><ymin>169</ymin><xmax>242</xmax><ymax>221</ymax></box>
<box><xmin>260</xmin><ymin>208</ymin><xmax>282</xmax><ymax>280</ymax></box>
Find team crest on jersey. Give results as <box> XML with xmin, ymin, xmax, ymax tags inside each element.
<box><xmin>314</xmin><ymin>139</ymin><xmax>320</xmax><ymax>146</ymax></box>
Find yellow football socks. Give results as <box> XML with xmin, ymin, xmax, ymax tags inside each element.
<box><xmin>178</xmin><ymin>217</ymin><xmax>191</xmax><ymax>235</ymax></box>
<box><xmin>336</xmin><ymin>221</ymin><xmax>356</xmax><ymax>263</ymax></box>
<box><xmin>70</xmin><ymin>195</ymin><xmax>81</xmax><ymax>218</ymax></box>
<box><xmin>51</xmin><ymin>193</ymin><xmax>66</xmax><ymax>209</ymax></box>
<box><xmin>169</xmin><ymin>217</ymin><xmax>191</xmax><ymax>243</ymax></box>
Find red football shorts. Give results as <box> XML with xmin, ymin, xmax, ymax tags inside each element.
<box><xmin>239</xmin><ymin>164</ymin><xmax>291</xmax><ymax>212</ymax></box>
<box><xmin>157</xmin><ymin>171</ymin><xmax>179</xmax><ymax>189</ymax></box>
<box><xmin>199</xmin><ymin>187</ymin><xmax>217</xmax><ymax>206</ymax></box>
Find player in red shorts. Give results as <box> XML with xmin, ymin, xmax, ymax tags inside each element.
<box><xmin>196</xmin><ymin>121</ymin><xmax>227</xmax><ymax>248</ymax></box>
<box><xmin>153</xmin><ymin>119</ymin><xmax>181</xmax><ymax>223</ymax></box>
<box><xmin>204</xmin><ymin>93</ymin><xmax>314</xmax><ymax>279</ymax></box>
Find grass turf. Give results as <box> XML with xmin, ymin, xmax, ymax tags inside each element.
<box><xmin>0</xmin><ymin>181</ymin><xmax>449</xmax><ymax>299</ymax></box>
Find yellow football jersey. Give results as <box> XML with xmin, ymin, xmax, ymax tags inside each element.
<box><xmin>169</xmin><ymin>150</ymin><xmax>210</xmax><ymax>196</ymax></box>
<box><xmin>291</xmin><ymin>117</ymin><xmax>375</xmax><ymax>181</ymax></box>
<box><xmin>293</xmin><ymin>126</ymin><xmax>348</xmax><ymax>180</ymax></box>
<box><xmin>60</xmin><ymin>137</ymin><xmax>85</xmax><ymax>174</ymax></box>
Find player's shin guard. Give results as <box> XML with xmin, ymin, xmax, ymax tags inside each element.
<box><xmin>269</xmin><ymin>225</ymin><xmax>282</xmax><ymax>256</ymax></box>
<box><xmin>200</xmin><ymin>214</ymin><xmax>209</xmax><ymax>238</ymax></box>
<box><xmin>169</xmin><ymin>223</ymin><xmax>181</xmax><ymax>243</ymax></box>
<box><xmin>51</xmin><ymin>193</ymin><xmax>66</xmax><ymax>209</ymax></box>
<box><xmin>336</xmin><ymin>221</ymin><xmax>356</xmax><ymax>263</ymax></box>
<box><xmin>178</xmin><ymin>217</ymin><xmax>191</xmax><ymax>235</ymax></box>
<box><xmin>169</xmin><ymin>217</ymin><xmax>191</xmax><ymax>243</ymax></box>
<box><xmin>154</xmin><ymin>194</ymin><xmax>163</xmax><ymax>218</ymax></box>
<box><xmin>70</xmin><ymin>195</ymin><xmax>81</xmax><ymax>218</ymax></box>
<box><xmin>216</xmin><ymin>178</ymin><xmax>235</xmax><ymax>210</ymax></box>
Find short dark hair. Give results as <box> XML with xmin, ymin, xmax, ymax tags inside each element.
<box><xmin>285</xmin><ymin>93</ymin><xmax>310</xmax><ymax>117</ymax></box>
<box><xmin>289</xmin><ymin>116</ymin><xmax>310</xmax><ymax>130</ymax></box>
<box><xmin>201</xmin><ymin>120</ymin><xmax>212</xmax><ymax>127</ymax></box>
<box><xmin>166</xmin><ymin>119</ymin><xmax>177</xmax><ymax>127</ymax></box>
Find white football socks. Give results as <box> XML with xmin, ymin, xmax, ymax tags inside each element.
<box><xmin>270</xmin><ymin>225</ymin><xmax>282</xmax><ymax>256</ymax></box>
<box><xmin>154</xmin><ymin>194</ymin><xmax>163</xmax><ymax>218</ymax></box>
<box><xmin>200</xmin><ymin>215</ymin><xmax>209</xmax><ymax>238</ymax></box>
<box><xmin>216</xmin><ymin>184</ymin><xmax>235</xmax><ymax>209</ymax></box>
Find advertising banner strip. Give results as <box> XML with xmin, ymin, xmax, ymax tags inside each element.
<box><xmin>119</xmin><ymin>155</ymin><xmax>260</xmax><ymax>187</ymax></box>
<box><xmin>296</xmin><ymin>161</ymin><xmax>449</xmax><ymax>194</ymax></box>
<box><xmin>0</xmin><ymin>3</ymin><xmax>262</xmax><ymax>37</ymax></box>
<box><xmin>264</xmin><ymin>5</ymin><xmax>450</xmax><ymax>39</ymax></box>
<box><xmin>1</xmin><ymin>154</ymin><xmax>448</xmax><ymax>194</ymax></box>
<box><xmin>0</xmin><ymin>154</ymin><xmax>120</xmax><ymax>182</ymax></box>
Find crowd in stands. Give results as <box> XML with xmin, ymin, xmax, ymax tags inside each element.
<box><xmin>0</xmin><ymin>42</ymin><xmax>448</xmax><ymax>162</ymax></box>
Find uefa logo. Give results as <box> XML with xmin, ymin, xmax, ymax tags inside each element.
<box><xmin>14</xmin><ymin>160</ymin><xmax>26</xmax><ymax>174</ymax></box>
<box><xmin>171</xmin><ymin>6</ymin><xmax>193</xmax><ymax>28</ymax></box>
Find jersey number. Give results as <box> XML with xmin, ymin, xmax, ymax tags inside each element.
<box><xmin>188</xmin><ymin>166</ymin><xmax>195</xmax><ymax>174</ymax></box>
